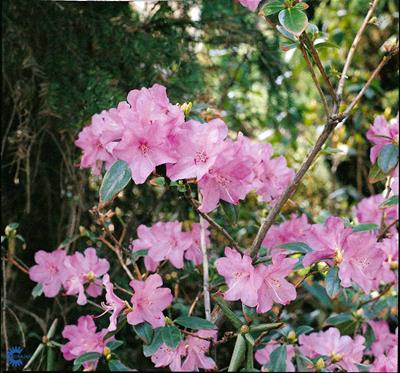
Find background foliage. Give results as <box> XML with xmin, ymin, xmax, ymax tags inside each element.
<box><xmin>1</xmin><ymin>0</ymin><xmax>399</xmax><ymax>370</ymax></box>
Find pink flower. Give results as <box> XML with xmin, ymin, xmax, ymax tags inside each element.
<box><xmin>255</xmin><ymin>341</ymin><xmax>295</xmax><ymax>371</ymax></box>
<box><xmin>375</xmin><ymin>235</ymin><xmax>399</xmax><ymax>285</ymax></box>
<box><xmin>372</xmin><ymin>346</ymin><xmax>398</xmax><ymax>372</ymax></box>
<box><xmin>338</xmin><ymin>232</ymin><xmax>383</xmax><ymax>293</ymax></box>
<box><xmin>113</xmin><ymin>121</ymin><xmax>177</xmax><ymax>184</ymax></box>
<box><xmin>366</xmin><ymin>114</ymin><xmax>399</xmax><ymax>163</ymax></box>
<box><xmin>299</xmin><ymin>328</ymin><xmax>366</xmax><ymax>372</ymax></box>
<box><xmin>254</xmin><ymin>155</ymin><xmax>294</xmax><ymax>204</ymax></box>
<box><xmin>353</xmin><ymin>194</ymin><xmax>398</xmax><ymax>227</ymax></box>
<box><xmin>151</xmin><ymin>342</ymin><xmax>186</xmax><ymax>371</ymax></box>
<box><xmin>390</xmin><ymin>166</ymin><xmax>399</xmax><ymax>195</ymax></box>
<box><xmin>29</xmin><ymin>249</ymin><xmax>67</xmax><ymax>297</ymax></box>
<box><xmin>63</xmin><ymin>248</ymin><xmax>110</xmax><ymax>305</ymax></box>
<box><xmin>262</xmin><ymin>214</ymin><xmax>312</xmax><ymax>251</ymax></box>
<box><xmin>181</xmin><ymin>330</ymin><xmax>217</xmax><ymax>371</ymax></box>
<box><xmin>167</xmin><ymin>119</ymin><xmax>227</xmax><ymax>181</ymax></box>
<box><xmin>215</xmin><ymin>247</ymin><xmax>262</xmax><ymax>307</ymax></box>
<box><xmin>101</xmin><ymin>274</ymin><xmax>127</xmax><ymax>332</ymax></box>
<box><xmin>255</xmin><ymin>253</ymin><xmax>297</xmax><ymax>313</ymax></box>
<box><xmin>368</xmin><ymin>320</ymin><xmax>398</xmax><ymax>357</ymax></box>
<box><xmin>61</xmin><ymin>315</ymin><xmax>110</xmax><ymax>370</ymax></box>
<box><xmin>302</xmin><ymin>216</ymin><xmax>352</xmax><ymax>267</ymax></box>
<box><xmin>127</xmin><ymin>274</ymin><xmax>172</xmax><ymax>328</ymax></box>
<box><xmin>184</xmin><ymin>222</ymin><xmax>210</xmax><ymax>266</ymax></box>
<box><xmin>238</xmin><ymin>0</ymin><xmax>262</xmax><ymax>11</ymax></box>
<box><xmin>198</xmin><ymin>140</ymin><xmax>254</xmax><ymax>213</ymax></box>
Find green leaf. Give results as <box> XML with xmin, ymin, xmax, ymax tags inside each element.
<box><xmin>132</xmin><ymin>322</ymin><xmax>153</xmax><ymax>345</ymax></box>
<box><xmin>32</xmin><ymin>283</ymin><xmax>43</xmax><ymax>298</ymax></box>
<box><xmin>325</xmin><ymin>267</ymin><xmax>340</xmax><ymax>299</ymax></box>
<box><xmin>295</xmin><ymin>348</ymin><xmax>314</xmax><ymax>371</ymax></box>
<box><xmin>161</xmin><ymin>326</ymin><xmax>182</xmax><ymax>348</ymax></box>
<box><xmin>278</xmin><ymin>8</ymin><xmax>308</xmax><ymax>36</ymax></box>
<box><xmin>356</xmin><ymin>363</ymin><xmax>371</xmax><ymax>372</ymax></box>
<box><xmin>73</xmin><ymin>352</ymin><xmax>102</xmax><ymax>369</ymax></box>
<box><xmin>107</xmin><ymin>340</ymin><xmax>124</xmax><ymax>351</ymax></box>
<box><xmin>378</xmin><ymin>144</ymin><xmax>399</xmax><ymax>173</ymax></box>
<box><xmin>220</xmin><ymin>200</ymin><xmax>239</xmax><ymax>225</ymax></box>
<box><xmin>364</xmin><ymin>323</ymin><xmax>376</xmax><ymax>349</ymax></box>
<box><xmin>228</xmin><ymin>334</ymin><xmax>247</xmax><ymax>371</ymax></box>
<box><xmin>143</xmin><ymin>328</ymin><xmax>163</xmax><ymax>357</ymax></box>
<box><xmin>262</xmin><ymin>0</ymin><xmax>285</xmax><ymax>16</ymax></box>
<box><xmin>249</xmin><ymin>322</ymin><xmax>283</xmax><ymax>333</ymax></box>
<box><xmin>379</xmin><ymin>195</ymin><xmax>399</xmax><ymax>208</ymax></box>
<box><xmin>280</xmin><ymin>41</ymin><xmax>299</xmax><ymax>52</ymax></box>
<box><xmin>276</xmin><ymin>25</ymin><xmax>298</xmax><ymax>41</ymax></box>
<box><xmin>352</xmin><ymin>223</ymin><xmax>378</xmax><ymax>232</ymax></box>
<box><xmin>277</xmin><ymin>242</ymin><xmax>312</xmax><ymax>254</ymax></box>
<box><xmin>107</xmin><ymin>359</ymin><xmax>131</xmax><ymax>371</ymax></box>
<box><xmin>245</xmin><ymin>340</ymin><xmax>254</xmax><ymax>371</ymax></box>
<box><xmin>302</xmin><ymin>282</ymin><xmax>332</xmax><ymax>309</ymax></box>
<box><xmin>174</xmin><ymin>316</ymin><xmax>215</xmax><ymax>330</ymax></box>
<box><xmin>213</xmin><ymin>296</ymin><xmax>243</xmax><ymax>329</ymax></box>
<box><xmin>268</xmin><ymin>345</ymin><xmax>287</xmax><ymax>372</ymax></box>
<box><xmin>131</xmin><ymin>249</ymin><xmax>149</xmax><ymax>264</ymax></box>
<box><xmin>58</xmin><ymin>234</ymin><xmax>80</xmax><ymax>249</ymax></box>
<box><xmin>295</xmin><ymin>325</ymin><xmax>313</xmax><ymax>335</ymax></box>
<box><xmin>325</xmin><ymin>313</ymin><xmax>353</xmax><ymax>325</ymax></box>
<box><xmin>99</xmin><ymin>160</ymin><xmax>131</xmax><ymax>202</ymax></box>
<box><xmin>368</xmin><ymin>163</ymin><xmax>387</xmax><ymax>184</ymax></box>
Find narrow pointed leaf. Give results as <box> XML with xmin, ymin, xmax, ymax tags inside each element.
<box><xmin>99</xmin><ymin>160</ymin><xmax>131</xmax><ymax>202</ymax></box>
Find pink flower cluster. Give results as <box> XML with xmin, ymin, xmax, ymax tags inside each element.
<box><xmin>299</xmin><ymin>327</ymin><xmax>366</xmax><ymax>372</ymax></box>
<box><xmin>101</xmin><ymin>273</ymin><xmax>172</xmax><ymax>331</ymax></box>
<box><xmin>150</xmin><ymin>329</ymin><xmax>217</xmax><ymax>371</ymax></box>
<box><xmin>215</xmin><ymin>247</ymin><xmax>297</xmax><ymax>313</ymax></box>
<box><xmin>61</xmin><ymin>315</ymin><xmax>111</xmax><ymax>370</ymax></box>
<box><xmin>131</xmin><ymin>220</ymin><xmax>210</xmax><ymax>272</ymax></box>
<box><xmin>29</xmin><ymin>247</ymin><xmax>109</xmax><ymax>305</ymax></box>
<box><xmin>75</xmin><ymin>84</ymin><xmax>294</xmax><ymax>213</ymax></box>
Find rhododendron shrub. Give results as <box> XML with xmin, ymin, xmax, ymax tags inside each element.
<box><xmin>22</xmin><ymin>1</ymin><xmax>399</xmax><ymax>372</ymax></box>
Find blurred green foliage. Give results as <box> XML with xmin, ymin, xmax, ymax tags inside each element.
<box><xmin>1</xmin><ymin>0</ymin><xmax>398</xmax><ymax>370</ymax></box>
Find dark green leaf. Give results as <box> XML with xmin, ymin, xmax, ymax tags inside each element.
<box><xmin>213</xmin><ymin>297</ymin><xmax>243</xmax><ymax>329</ymax></box>
<box><xmin>325</xmin><ymin>267</ymin><xmax>340</xmax><ymax>299</ymax></box>
<box><xmin>107</xmin><ymin>359</ymin><xmax>131</xmax><ymax>371</ymax></box>
<box><xmin>278</xmin><ymin>8</ymin><xmax>308</xmax><ymax>36</ymax></box>
<box><xmin>262</xmin><ymin>0</ymin><xmax>285</xmax><ymax>16</ymax></box>
<box><xmin>73</xmin><ymin>352</ymin><xmax>102</xmax><ymax>368</ymax></box>
<box><xmin>295</xmin><ymin>325</ymin><xmax>313</xmax><ymax>335</ymax></box>
<box><xmin>379</xmin><ymin>195</ymin><xmax>399</xmax><ymax>208</ymax></box>
<box><xmin>132</xmin><ymin>322</ymin><xmax>153</xmax><ymax>344</ymax></box>
<box><xmin>249</xmin><ymin>322</ymin><xmax>283</xmax><ymax>333</ymax></box>
<box><xmin>302</xmin><ymin>282</ymin><xmax>332</xmax><ymax>309</ymax></box>
<box><xmin>99</xmin><ymin>160</ymin><xmax>131</xmax><ymax>202</ymax></box>
<box><xmin>277</xmin><ymin>242</ymin><xmax>313</xmax><ymax>254</ymax></box>
<box><xmin>368</xmin><ymin>163</ymin><xmax>387</xmax><ymax>184</ymax></box>
<box><xmin>378</xmin><ymin>144</ymin><xmax>399</xmax><ymax>173</ymax></box>
<box><xmin>161</xmin><ymin>326</ymin><xmax>182</xmax><ymax>348</ymax></box>
<box><xmin>131</xmin><ymin>249</ymin><xmax>149</xmax><ymax>264</ymax></box>
<box><xmin>295</xmin><ymin>348</ymin><xmax>314</xmax><ymax>371</ymax></box>
<box><xmin>143</xmin><ymin>328</ymin><xmax>163</xmax><ymax>357</ymax></box>
<box><xmin>352</xmin><ymin>224</ymin><xmax>378</xmax><ymax>232</ymax></box>
<box><xmin>228</xmin><ymin>334</ymin><xmax>247</xmax><ymax>371</ymax></box>
<box><xmin>32</xmin><ymin>283</ymin><xmax>43</xmax><ymax>298</ymax></box>
<box><xmin>268</xmin><ymin>345</ymin><xmax>287</xmax><ymax>372</ymax></box>
<box><xmin>364</xmin><ymin>323</ymin><xmax>375</xmax><ymax>349</ymax></box>
<box><xmin>174</xmin><ymin>316</ymin><xmax>215</xmax><ymax>330</ymax></box>
<box><xmin>220</xmin><ymin>200</ymin><xmax>239</xmax><ymax>225</ymax></box>
<box><xmin>325</xmin><ymin>313</ymin><xmax>353</xmax><ymax>325</ymax></box>
<box><xmin>356</xmin><ymin>363</ymin><xmax>371</xmax><ymax>372</ymax></box>
<box><xmin>107</xmin><ymin>340</ymin><xmax>124</xmax><ymax>351</ymax></box>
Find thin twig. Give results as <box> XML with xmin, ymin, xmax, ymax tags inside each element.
<box><xmin>358</xmin><ymin>283</ymin><xmax>393</xmax><ymax>307</ymax></box>
<box><xmin>336</xmin><ymin>0</ymin><xmax>381</xmax><ymax>105</ymax></box>
<box><xmin>299</xmin><ymin>41</ymin><xmax>330</xmax><ymax>117</ymax></box>
<box><xmin>302</xmin><ymin>34</ymin><xmax>338</xmax><ymax>102</ymax></box>
<box><xmin>188</xmin><ymin>290</ymin><xmax>203</xmax><ymax>316</ymax></box>
<box><xmin>343</xmin><ymin>46</ymin><xmax>399</xmax><ymax>116</ymax></box>
<box><xmin>7</xmin><ymin>307</ymin><xmax>26</xmax><ymax>347</ymax></box>
<box><xmin>377</xmin><ymin>219</ymin><xmax>398</xmax><ymax>241</ymax></box>
<box><xmin>199</xmin><ymin>195</ymin><xmax>211</xmax><ymax>321</ymax></box>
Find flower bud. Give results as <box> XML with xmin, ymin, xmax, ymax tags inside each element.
<box><xmin>334</xmin><ymin>248</ymin><xmax>343</xmax><ymax>265</ymax></box>
<box><xmin>314</xmin><ymin>358</ymin><xmax>325</xmax><ymax>370</ymax></box>
<box><xmin>240</xmin><ymin>325</ymin><xmax>249</xmax><ymax>334</ymax></box>
<box><xmin>180</xmin><ymin>102</ymin><xmax>192</xmax><ymax>116</ymax></box>
<box><xmin>287</xmin><ymin>330</ymin><xmax>297</xmax><ymax>343</ymax></box>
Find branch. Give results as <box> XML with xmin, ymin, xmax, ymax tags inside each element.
<box><xmin>299</xmin><ymin>41</ymin><xmax>330</xmax><ymax>117</ymax></box>
<box><xmin>343</xmin><ymin>45</ymin><xmax>399</xmax><ymax>116</ymax></box>
<box><xmin>358</xmin><ymin>283</ymin><xmax>393</xmax><ymax>307</ymax></box>
<box><xmin>302</xmin><ymin>34</ymin><xmax>338</xmax><ymax>102</ymax></box>
<box><xmin>336</xmin><ymin>0</ymin><xmax>381</xmax><ymax>104</ymax></box>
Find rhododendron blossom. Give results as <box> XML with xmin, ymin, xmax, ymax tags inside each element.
<box><xmin>354</xmin><ymin>194</ymin><xmax>398</xmax><ymax>227</ymax></box>
<box><xmin>215</xmin><ymin>247</ymin><xmax>262</xmax><ymax>307</ymax></box>
<box><xmin>368</xmin><ymin>320</ymin><xmax>398</xmax><ymax>357</ymax></box>
<box><xmin>238</xmin><ymin>0</ymin><xmax>262</xmax><ymax>11</ymax></box>
<box><xmin>29</xmin><ymin>249</ymin><xmax>67</xmax><ymax>297</ymax></box>
<box><xmin>151</xmin><ymin>342</ymin><xmax>186</xmax><ymax>371</ymax></box>
<box><xmin>61</xmin><ymin>316</ymin><xmax>111</xmax><ymax>370</ymax></box>
<box><xmin>299</xmin><ymin>328</ymin><xmax>366</xmax><ymax>372</ymax></box>
<box><xmin>255</xmin><ymin>341</ymin><xmax>295</xmax><ymax>371</ymax></box>
<box><xmin>181</xmin><ymin>329</ymin><xmax>217</xmax><ymax>371</ymax></box>
<box><xmin>255</xmin><ymin>253</ymin><xmax>297</xmax><ymax>313</ymax></box>
<box><xmin>127</xmin><ymin>274</ymin><xmax>172</xmax><ymax>328</ymax></box>
<box><xmin>366</xmin><ymin>114</ymin><xmax>399</xmax><ymax>163</ymax></box>
<box><xmin>375</xmin><ymin>234</ymin><xmax>399</xmax><ymax>285</ymax></box>
<box><xmin>372</xmin><ymin>345</ymin><xmax>398</xmax><ymax>372</ymax></box>
<box><xmin>63</xmin><ymin>248</ymin><xmax>110</xmax><ymax>305</ymax></box>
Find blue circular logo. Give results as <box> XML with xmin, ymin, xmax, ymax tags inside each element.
<box><xmin>7</xmin><ymin>346</ymin><xmax>24</xmax><ymax>367</ymax></box>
